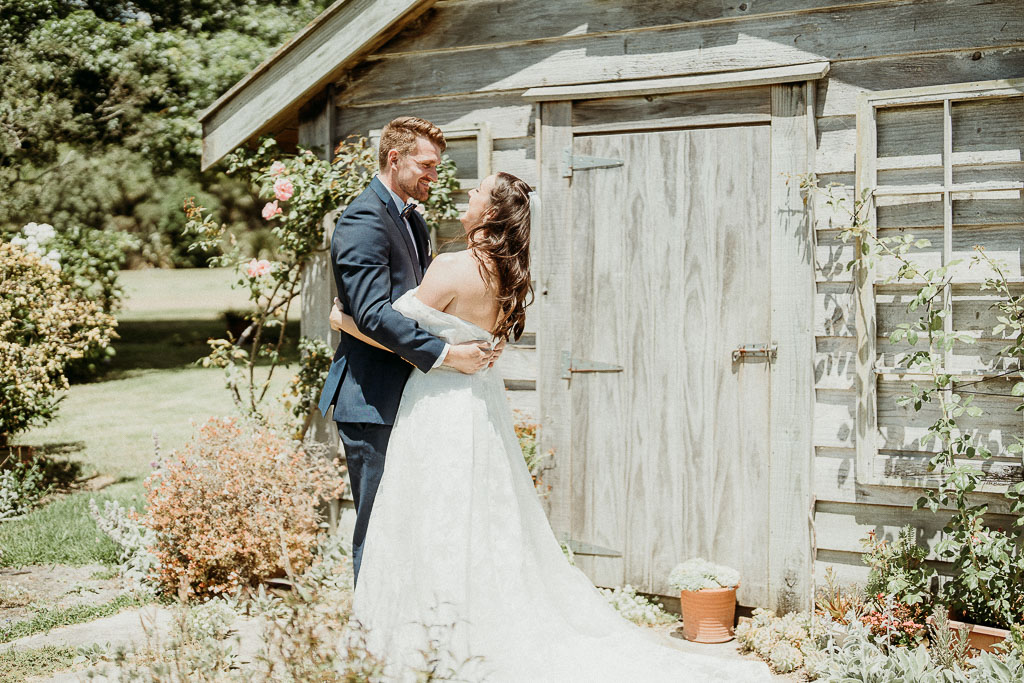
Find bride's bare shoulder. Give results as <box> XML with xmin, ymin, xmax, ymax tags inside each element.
<box><xmin>418</xmin><ymin>251</ymin><xmax>478</xmax><ymax>310</ymax></box>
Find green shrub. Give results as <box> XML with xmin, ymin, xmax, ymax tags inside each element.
<box><xmin>0</xmin><ymin>242</ymin><xmax>116</xmax><ymax>444</ymax></box>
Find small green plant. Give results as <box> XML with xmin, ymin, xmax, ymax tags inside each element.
<box><xmin>0</xmin><ymin>456</ymin><xmax>52</xmax><ymax>521</ymax></box>
<box><xmin>280</xmin><ymin>336</ymin><xmax>333</xmax><ymax>440</ymax></box>
<box><xmin>667</xmin><ymin>558</ymin><xmax>740</xmax><ymax>591</ymax></box>
<box><xmin>513</xmin><ymin>414</ymin><xmax>554</xmax><ymax>494</ymax></box>
<box><xmin>862</xmin><ymin>526</ymin><xmax>931</xmax><ymax>607</ymax></box>
<box><xmin>814</xmin><ymin>566</ymin><xmax>866</xmax><ymax>624</ymax></box>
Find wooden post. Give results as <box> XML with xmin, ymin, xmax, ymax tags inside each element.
<box><xmin>768</xmin><ymin>83</ymin><xmax>815</xmax><ymax>613</ymax></box>
<box><xmin>537</xmin><ymin>101</ymin><xmax>573</xmax><ymax>536</ymax></box>
<box><xmin>298</xmin><ymin>86</ymin><xmax>343</xmax><ymax>529</ymax></box>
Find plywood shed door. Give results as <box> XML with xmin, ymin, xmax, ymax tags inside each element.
<box><xmin>568</xmin><ymin>126</ymin><xmax>773</xmax><ymax>606</ymax></box>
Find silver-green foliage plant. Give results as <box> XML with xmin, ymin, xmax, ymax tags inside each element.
<box><xmin>667</xmin><ymin>558</ymin><xmax>740</xmax><ymax>591</ymax></box>
<box><xmin>88</xmin><ymin>497</ymin><xmax>159</xmax><ymax>593</ymax></box>
<box><xmin>599</xmin><ymin>584</ymin><xmax>676</xmax><ymax>626</ymax></box>
<box><xmin>736</xmin><ymin>608</ymin><xmax>831</xmax><ymax>676</ymax></box>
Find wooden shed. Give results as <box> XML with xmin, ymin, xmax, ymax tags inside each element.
<box><xmin>199</xmin><ymin>0</ymin><xmax>1024</xmax><ymax>613</ymax></box>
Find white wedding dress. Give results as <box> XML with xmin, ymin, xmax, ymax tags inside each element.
<box><xmin>352</xmin><ymin>289</ymin><xmax>773</xmax><ymax>682</ymax></box>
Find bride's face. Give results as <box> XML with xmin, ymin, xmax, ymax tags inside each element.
<box><xmin>460</xmin><ymin>174</ymin><xmax>496</xmax><ymax>233</ymax></box>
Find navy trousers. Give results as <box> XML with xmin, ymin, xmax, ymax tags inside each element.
<box><xmin>336</xmin><ymin>421</ymin><xmax>392</xmax><ymax>587</ymax></box>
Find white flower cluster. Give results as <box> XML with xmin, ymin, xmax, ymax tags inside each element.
<box><xmin>600</xmin><ymin>584</ymin><xmax>677</xmax><ymax>626</ymax></box>
<box><xmin>667</xmin><ymin>557</ymin><xmax>740</xmax><ymax>591</ymax></box>
<box><xmin>10</xmin><ymin>222</ymin><xmax>62</xmax><ymax>270</ymax></box>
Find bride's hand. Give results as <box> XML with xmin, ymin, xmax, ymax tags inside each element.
<box><xmin>487</xmin><ymin>339</ymin><xmax>506</xmax><ymax>368</ymax></box>
<box><xmin>329</xmin><ymin>298</ymin><xmax>345</xmax><ymax>331</ymax></box>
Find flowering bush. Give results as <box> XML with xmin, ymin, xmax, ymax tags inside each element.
<box><xmin>143</xmin><ymin>417</ymin><xmax>345</xmax><ymax>598</ymax></box>
<box><xmin>668</xmin><ymin>558</ymin><xmax>740</xmax><ymax>591</ymax></box>
<box><xmin>0</xmin><ymin>241</ymin><xmax>116</xmax><ymax>444</ymax></box>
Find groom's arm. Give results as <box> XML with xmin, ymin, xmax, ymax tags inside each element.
<box><xmin>335</xmin><ymin>204</ymin><xmax>445</xmax><ymax>373</ymax></box>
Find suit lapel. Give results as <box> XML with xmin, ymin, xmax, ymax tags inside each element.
<box><xmin>409</xmin><ymin>210</ymin><xmax>432</xmax><ymax>271</ymax></box>
<box><xmin>369</xmin><ymin>177</ymin><xmax>421</xmax><ymax>281</ymax></box>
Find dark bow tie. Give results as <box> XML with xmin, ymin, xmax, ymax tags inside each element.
<box><xmin>400</xmin><ymin>203</ymin><xmax>417</xmax><ymax>220</ymax></box>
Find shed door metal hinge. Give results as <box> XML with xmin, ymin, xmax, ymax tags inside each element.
<box><xmin>561</xmin><ymin>147</ymin><xmax>625</xmax><ymax>177</ymax></box>
<box><xmin>732</xmin><ymin>343</ymin><xmax>778</xmax><ymax>362</ymax></box>
<box><xmin>561</xmin><ymin>351</ymin><xmax>624</xmax><ymax>380</ymax></box>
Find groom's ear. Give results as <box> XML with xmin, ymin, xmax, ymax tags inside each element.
<box><xmin>387</xmin><ymin>148</ymin><xmax>400</xmax><ymax>169</ymax></box>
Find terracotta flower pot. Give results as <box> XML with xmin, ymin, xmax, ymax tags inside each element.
<box><xmin>679</xmin><ymin>584</ymin><xmax>738</xmax><ymax>643</ymax></box>
<box><xmin>947</xmin><ymin>617</ymin><xmax>1011</xmax><ymax>653</ymax></box>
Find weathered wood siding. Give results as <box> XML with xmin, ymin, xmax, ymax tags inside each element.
<box><xmin>300</xmin><ymin>0</ymin><xmax>1024</xmax><ymax>598</ymax></box>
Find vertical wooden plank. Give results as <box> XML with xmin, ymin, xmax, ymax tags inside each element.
<box><xmin>298</xmin><ymin>87</ymin><xmax>342</xmax><ymax>493</ymax></box>
<box><xmin>854</xmin><ymin>93</ymin><xmax>880</xmax><ymax>487</ymax></box>
<box><xmin>537</xmin><ymin>101</ymin><xmax>573</xmax><ymax>536</ymax></box>
<box><xmin>942</xmin><ymin>98</ymin><xmax>954</xmax><ymax>371</ymax></box>
<box><xmin>770</xmin><ymin>83</ymin><xmax>815</xmax><ymax>613</ymax></box>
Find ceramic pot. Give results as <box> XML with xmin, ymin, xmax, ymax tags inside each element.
<box><xmin>679</xmin><ymin>584</ymin><xmax>738</xmax><ymax>643</ymax></box>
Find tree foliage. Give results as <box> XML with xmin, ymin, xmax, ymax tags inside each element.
<box><xmin>1</xmin><ymin>0</ymin><xmax>331</xmax><ymax>265</ymax></box>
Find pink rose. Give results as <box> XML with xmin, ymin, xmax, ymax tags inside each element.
<box><xmin>262</xmin><ymin>200</ymin><xmax>282</xmax><ymax>220</ymax></box>
<box><xmin>269</xmin><ymin>161</ymin><xmax>286</xmax><ymax>176</ymax></box>
<box><xmin>273</xmin><ymin>177</ymin><xmax>294</xmax><ymax>202</ymax></box>
<box><xmin>246</xmin><ymin>258</ymin><xmax>272</xmax><ymax>278</ymax></box>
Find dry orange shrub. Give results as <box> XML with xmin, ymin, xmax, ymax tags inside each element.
<box><xmin>145</xmin><ymin>417</ymin><xmax>345</xmax><ymax>598</ymax></box>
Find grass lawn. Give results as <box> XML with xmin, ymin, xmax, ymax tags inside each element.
<box><xmin>2</xmin><ymin>267</ymin><xmax>300</xmax><ymax>568</ymax></box>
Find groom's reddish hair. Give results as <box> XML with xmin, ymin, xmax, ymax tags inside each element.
<box><xmin>378</xmin><ymin>117</ymin><xmax>446</xmax><ymax>170</ymax></box>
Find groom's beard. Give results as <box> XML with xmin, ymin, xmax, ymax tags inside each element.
<box><xmin>398</xmin><ymin>176</ymin><xmax>430</xmax><ymax>203</ymax></box>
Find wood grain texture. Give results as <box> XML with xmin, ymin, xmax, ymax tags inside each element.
<box><xmin>769</xmin><ymin>83</ymin><xmax>815</xmax><ymax>612</ymax></box>
<box><xmin>571</xmin><ymin>87</ymin><xmax>770</xmax><ymax>134</ymax></box>
<box><xmin>375</xmin><ymin>0</ymin><xmax>889</xmax><ymax>55</ymax></box>
<box><xmin>569</xmin><ymin>125</ymin><xmax>772</xmax><ymax>603</ymax></box>
<box><xmin>815</xmin><ymin>47</ymin><xmax>1024</xmax><ymax>119</ymax></box>
<box><xmin>299</xmin><ymin>95</ymin><xmax>343</xmax><ymax>453</ymax></box>
<box><xmin>525</xmin><ymin>63</ymin><xmax>827</xmax><ymax>103</ymax></box>
<box><xmin>335</xmin><ymin>92</ymin><xmax>534</xmax><ymax>139</ymax></box>
<box><xmin>340</xmin><ymin>0</ymin><xmax>1024</xmax><ymax>105</ymax></box>
<box><xmin>813</xmin><ymin>447</ymin><xmax>1019</xmax><ymax>514</ymax></box>
<box><xmin>536</xmin><ymin>101</ymin><xmax>574</xmax><ymax>536</ymax></box>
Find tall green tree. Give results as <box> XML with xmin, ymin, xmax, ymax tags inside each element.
<box><xmin>0</xmin><ymin>0</ymin><xmax>330</xmax><ymax>265</ymax></box>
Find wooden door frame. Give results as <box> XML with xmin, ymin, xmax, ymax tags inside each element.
<box><xmin>530</xmin><ymin>68</ymin><xmax>820</xmax><ymax>612</ymax></box>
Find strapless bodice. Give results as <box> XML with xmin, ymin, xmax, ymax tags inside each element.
<box><xmin>393</xmin><ymin>288</ymin><xmax>494</xmax><ymax>346</ymax></box>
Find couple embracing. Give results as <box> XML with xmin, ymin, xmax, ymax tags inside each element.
<box><xmin>317</xmin><ymin>117</ymin><xmax>771</xmax><ymax>681</ymax></box>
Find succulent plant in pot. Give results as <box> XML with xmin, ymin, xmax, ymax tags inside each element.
<box><xmin>668</xmin><ymin>558</ymin><xmax>741</xmax><ymax>643</ymax></box>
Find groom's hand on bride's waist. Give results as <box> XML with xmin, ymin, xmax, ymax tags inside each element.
<box><xmin>443</xmin><ymin>341</ymin><xmax>493</xmax><ymax>374</ymax></box>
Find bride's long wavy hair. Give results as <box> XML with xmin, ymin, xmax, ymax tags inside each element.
<box><xmin>466</xmin><ymin>172</ymin><xmax>534</xmax><ymax>342</ymax></box>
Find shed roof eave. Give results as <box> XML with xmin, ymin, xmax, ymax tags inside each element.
<box><xmin>198</xmin><ymin>0</ymin><xmax>433</xmax><ymax>171</ymax></box>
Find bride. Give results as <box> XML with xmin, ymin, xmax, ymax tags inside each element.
<box><xmin>329</xmin><ymin>172</ymin><xmax>772</xmax><ymax>682</ymax></box>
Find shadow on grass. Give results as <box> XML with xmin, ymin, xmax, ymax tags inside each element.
<box><xmin>79</xmin><ymin>317</ymin><xmax>301</xmax><ymax>381</ymax></box>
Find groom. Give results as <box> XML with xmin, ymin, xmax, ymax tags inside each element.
<box><xmin>317</xmin><ymin>116</ymin><xmax>493</xmax><ymax>584</ymax></box>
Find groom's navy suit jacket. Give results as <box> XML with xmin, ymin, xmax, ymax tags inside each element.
<box><xmin>317</xmin><ymin>176</ymin><xmax>446</xmax><ymax>426</ymax></box>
